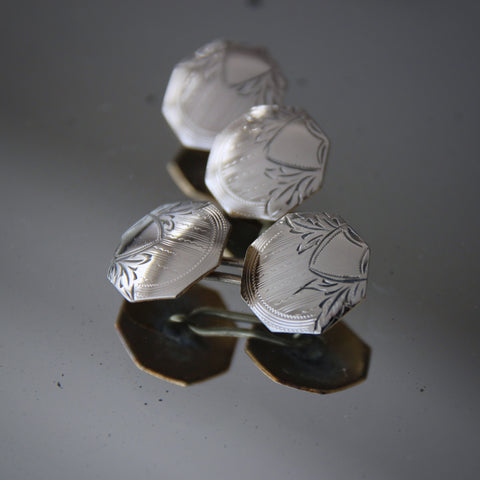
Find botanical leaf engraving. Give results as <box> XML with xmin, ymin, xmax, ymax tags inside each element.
<box><xmin>231</xmin><ymin>64</ymin><xmax>285</xmax><ymax>105</ymax></box>
<box><xmin>264</xmin><ymin>165</ymin><xmax>322</xmax><ymax>219</ymax></box>
<box><xmin>247</xmin><ymin>106</ymin><xmax>329</xmax><ymax>219</ymax></box>
<box><xmin>183</xmin><ymin>40</ymin><xmax>225</xmax><ymax>82</ymax></box>
<box><xmin>184</xmin><ymin>39</ymin><xmax>286</xmax><ymax>104</ymax></box>
<box><xmin>286</xmin><ymin>213</ymin><xmax>369</xmax><ymax>332</ymax></box>
<box><xmin>107</xmin><ymin>202</ymin><xmax>203</xmax><ymax>301</ymax></box>
<box><xmin>108</xmin><ymin>253</ymin><xmax>152</xmax><ymax>301</ymax></box>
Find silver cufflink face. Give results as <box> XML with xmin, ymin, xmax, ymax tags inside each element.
<box><xmin>107</xmin><ymin>201</ymin><xmax>230</xmax><ymax>302</ymax></box>
<box><xmin>108</xmin><ymin>206</ymin><xmax>371</xmax><ymax>392</ymax></box>
<box><xmin>162</xmin><ymin>39</ymin><xmax>287</xmax><ymax>150</ymax></box>
<box><xmin>241</xmin><ymin>212</ymin><xmax>370</xmax><ymax>334</ymax></box>
<box><xmin>109</xmin><ymin>203</ymin><xmax>369</xmax><ymax>334</ymax></box>
<box><xmin>205</xmin><ymin>105</ymin><xmax>329</xmax><ymax>221</ymax></box>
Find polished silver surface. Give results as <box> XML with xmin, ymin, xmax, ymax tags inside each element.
<box><xmin>205</xmin><ymin>105</ymin><xmax>329</xmax><ymax>220</ymax></box>
<box><xmin>242</xmin><ymin>212</ymin><xmax>369</xmax><ymax>334</ymax></box>
<box><xmin>108</xmin><ymin>201</ymin><xmax>230</xmax><ymax>301</ymax></box>
<box><xmin>162</xmin><ymin>39</ymin><xmax>287</xmax><ymax>150</ymax></box>
<box><xmin>3</xmin><ymin>2</ymin><xmax>480</xmax><ymax>479</ymax></box>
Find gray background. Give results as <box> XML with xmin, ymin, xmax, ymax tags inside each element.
<box><xmin>1</xmin><ymin>1</ymin><xmax>479</xmax><ymax>479</ymax></box>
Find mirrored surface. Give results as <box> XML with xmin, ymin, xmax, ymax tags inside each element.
<box><xmin>116</xmin><ymin>285</ymin><xmax>237</xmax><ymax>385</ymax></box>
<box><xmin>1</xmin><ymin>2</ymin><xmax>479</xmax><ymax>480</ymax></box>
<box><xmin>246</xmin><ymin>321</ymin><xmax>370</xmax><ymax>393</ymax></box>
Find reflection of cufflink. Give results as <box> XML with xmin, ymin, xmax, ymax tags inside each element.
<box><xmin>108</xmin><ymin>201</ymin><xmax>369</xmax><ymax>335</ymax></box>
<box><xmin>116</xmin><ymin>287</ymin><xmax>370</xmax><ymax>393</ymax></box>
<box><xmin>206</xmin><ymin>105</ymin><xmax>329</xmax><ymax>221</ymax></box>
<box><xmin>116</xmin><ymin>285</ymin><xmax>237</xmax><ymax>386</ymax></box>
<box><xmin>245</xmin><ymin>321</ymin><xmax>370</xmax><ymax>394</ymax></box>
<box><xmin>162</xmin><ymin>39</ymin><xmax>287</xmax><ymax>150</ymax></box>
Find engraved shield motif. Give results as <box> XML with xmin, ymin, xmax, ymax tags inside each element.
<box><xmin>206</xmin><ymin>105</ymin><xmax>329</xmax><ymax>221</ymax></box>
<box><xmin>309</xmin><ymin>226</ymin><xmax>370</xmax><ymax>281</ymax></box>
<box><xmin>107</xmin><ymin>201</ymin><xmax>230</xmax><ymax>302</ymax></box>
<box><xmin>241</xmin><ymin>212</ymin><xmax>369</xmax><ymax>334</ymax></box>
<box><xmin>162</xmin><ymin>39</ymin><xmax>287</xmax><ymax>150</ymax></box>
<box><xmin>266</xmin><ymin>115</ymin><xmax>327</xmax><ymax>170</ymax></box>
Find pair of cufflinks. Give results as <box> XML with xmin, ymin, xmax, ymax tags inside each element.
<box><xmin>164</xmin><ymin>39</ymin><xmax>329</xmax><ymax>222</ymax></box>
<box><xmin>108</xmin><ymin>40</ymin><xmax>371</xmax><ymax>393</ymax></box>
<box><xmin>108</xmin><ymin>201</ymin><xmax>369</xmax><ymax>336</ymax></box>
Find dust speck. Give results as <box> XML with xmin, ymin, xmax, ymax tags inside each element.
<box><xmin>145</xmin><ymin>94</ymin><xmax>158</xmax><ymax>105</ymax></box>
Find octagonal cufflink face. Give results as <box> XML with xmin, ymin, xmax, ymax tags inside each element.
<box><xmin>116</xmin><ymin>285</ymin><xmax>237</xmax><ymax>386</ymax></box>
<box><xmin>241</xmin><ymin>212</ymin><xmax>369</xmax><ymax>334</ymax></box>
<box><xmin>107</xmin><ymin>201</ymin><xmax>230</xmax><ymax>302</ymax></box>
<box><xmin>205</xmin><ymin>105</ymin><xmax>329</xmax><ymax>221</ymax></box>
<box><xmin>162</xmin><ymin>39</ymin><xmax>287</xmax><ymax>150</ymax></box>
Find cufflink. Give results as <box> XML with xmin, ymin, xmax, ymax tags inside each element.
<box><xmin>108</xmin><ymin>203</ymin><xmax>371</xmax><ymax>393</ymax></box>
<box><xmin>162</xmin><ymin>39</ymin><xmax>287</xmax><ymax>150</ymax></box>
<box><xmin>107</xmin><ymin>201</ymin><xmax>231</xmax><ymax>302</ymax></box>
<box><xmin>242</xmin><ymin>212</ymin><xmax>369</xmax><ymax>334</ymax></box>
<box><xmin>109</xmin><ymin>203</ymin><xmax>369</xmax><ymax>335</ymax></box>
<box><xmin>109</xmin><ymin>38</ymin><xmax>371</xmax><ymax>393</ymax></box>
<box><xmin>206</xmin><ymin>105</ymin><xmax>329</xmax><ymax>221</ymax></box>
